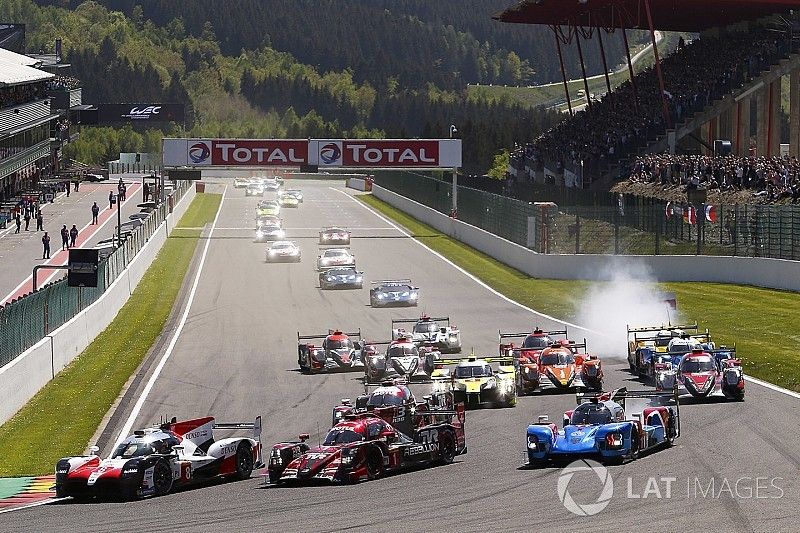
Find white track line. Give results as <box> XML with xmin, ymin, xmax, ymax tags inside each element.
<box><xmin>112</xmin><ymin>186</ymin><xmax>227</xmax><ymax>449</ymax></box>
<box><xmin>343</xmin><ymin>188</ymin><xmax>800</xmax><ymax>402</ymax></box>
<box><xmin>0</xmin><ymin>497</ymin><xmax>68</xmax><ymax>515</ymax></box>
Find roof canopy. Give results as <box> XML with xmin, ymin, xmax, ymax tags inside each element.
<box><xmin>0</xmin><ymin>47</ymin><xmax>53</xmax><ymax>86</ymax></box>
<box><xmin>493</xmin><ymin>0</ymin><xmax>798</xmax><ymax>32</ymax></box>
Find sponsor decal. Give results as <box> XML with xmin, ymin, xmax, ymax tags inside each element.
<box><xmin>330</xmin><ymin>140</ymin><xmax>440</xmax><ymax>167</ymax></box>
<box><xmin>319</xmin><ymin>142</ymin><xmax>342</xmax><ymax>165</ymax></box>
<box><xmin>405</xmin><ymin>442</ymin><xmax>439</xmax><ymax>455</ymax></box>
<box><xmin>124</xmin><ymin>105</ymin><xmax>161</xmax><ymax>119</ymax></box>
<box><xmin>188</xmin><ymin>142</ymin><xmax>211</xmax><ymax>164</ymax></box>
<box><xmin>185</xmin><ymin>427</ymin><xmax>211</xmax><ymax>440</ymax></box>
<box><xmin>213</xmin><ymin>140</ymin><xmax>308</xmax><ymax>166</ymax></box>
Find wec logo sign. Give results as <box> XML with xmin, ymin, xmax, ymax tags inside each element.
<box><xmin>124</xmin><ymin>106</ymin><xmax>161</xmax><ymax>119</ymax></box>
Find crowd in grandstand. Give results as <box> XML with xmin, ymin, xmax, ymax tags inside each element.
<box><xmin>628</xmin><ymin>153</ymin><xmax>800</xmax><ymax>203</ymax></box>
<box><xmin>46</xmin><ymin>75</ymin><xmax>82</xmax><ymax>91</ymax></box>
<box><xmin>0</xmin><ymin>81</ymin><xmax>47</xmax><ymax>110</ymax></box>
<box><xmin>510</xmin><ymin>24</ymin><xmax>796</xmax><ymax>182</ymax></box>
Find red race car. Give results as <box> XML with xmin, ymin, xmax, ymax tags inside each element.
<box><xmin>499</xmin><ymin>328</ymin><xmax>567</xmax><ymax>395</ymax></box>
<box><xmin>267</xmin><ymin>397</ymin><xmax>465</xmax><ymax>484</ymax></box>
<box><xmin>297</xmin><ymin>329</ymin><xmax>377</xmax><ymax>373</ymax></box>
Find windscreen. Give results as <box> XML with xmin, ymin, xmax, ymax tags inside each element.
<box><xmin>413</xmin><ymin>322</ymin><xmax>438</xmax><ymax>334</ymax></box>
<box><xmin>454</xmin><ymin>364</ymin><xmax>492</xmax><ymax>378</ymax></box>
<box><xmin>323</xmin><ymin>428</ymin><xmax>363</xmax><ymax>446</ymax></box>
<box><xmin>539</xmin><ymin>351</ymin><xmax>575</xmax><ymax>366</ymax></box>
<box><xmin>570</xmin><ymin>404</ymin><xmax>613</xmax><ymax>425</ymax></box>
<box><xmin>523</xmin><ymin>335</ymin><xmax>552</xmax><ymax>349</ymax></box>
<box><xmin>682</xmin><ymin>358</ymin><xmax>715</xmax><ymax>373</ymax></box>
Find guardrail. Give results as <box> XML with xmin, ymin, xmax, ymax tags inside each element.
<box><xmin>0</xmin><ymin>181</ymin><xmax>191</xmax><ymax>367</ymax></box>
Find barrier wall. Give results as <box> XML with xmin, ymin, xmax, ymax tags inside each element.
<box><xmin>0</xmin><ymin>185</ymin><xmax>197</xmax><ymax>424</ymax></box>
<box><xmin>373</xmin><ymin>185</ymin><xmax>800</xmax><ymax>292</ymax></box>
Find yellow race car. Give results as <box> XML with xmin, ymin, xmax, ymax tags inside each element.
<box><xmin>432</xmin><ymin>354</ymin><xmax>516</xmax><ymax>408</ymax></box>
<box><xmin>256</xmin><ymin>200</ymin><xmax>280</xmax><ymax>217</ymax></box>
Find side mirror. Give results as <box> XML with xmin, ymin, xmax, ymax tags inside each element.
<box><xmin>89</xmin><ymin>445</ymin><xmax>100</xmax><ymax>455</ymax></box>
<box><xmin>538</xmin><ymin>415</ymin><xmax>549</xmax><ymax>424</ymax></box>
<box><xmin>299</xmin><ymin>433</ymin><xmax>309</xmax><ymax>442</ymax></box>
<box><xmin>172</xmin><ymin>445</ymin><xmax>184</xmax><ymax>456</ymax></box>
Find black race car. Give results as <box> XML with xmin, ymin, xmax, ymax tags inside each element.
<box><xmin>320</xmin><ymin>267</ymin><xmax>364</xmax><ymax>289</ymax></box>
<box><xmin>370</xmin><ymin>280</ymin><xmax>419</xmax><ymax>307</ymax></box>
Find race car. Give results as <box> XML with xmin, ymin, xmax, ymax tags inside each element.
<box><xmin>256</xmin><ymin>215</ymin><xmax>282</xmax><ymax>229</ymax></box>
<box><xmin>319</xmin><ymin>227</ymin><xmax>351</xmax><ymax>245</ymax></box>
<box><xmin>278</xmin><ymin>192</ymin><xmax>299</xmax><ymax>208</ymax></box>
<box><xmin>391</xmin><ymin>315</ymin><xmax>461</xmax><ymax>353</ymax></box>
<box><xmin>267</xmin><ymin>408</ymin><xmax>465</xmax><ymax>484</ymax></box>
<box><xmin>319</xmin><ymin>266</ymin><xmax>364</xmax><ymax>289</ymax></box>
<box><xmin>525</xmin><ymin>387</ymin><xmax>679</xmax><ymax>466</ymax></box>
<box><xmin>432</xmin><ymin>354</ymin><xmax>517</xmax><ymax>408</ymax></box>
<box><xmin>297</xmin><ymin>329</ymin><xmax>377</xmax><ymax>373</ymax></box>
<box><xmin>245</xmin><ymin>183</ymin><xmax>264</xmax><ymax>196</ymax></box>
<box><xmin>256</xmin><ymin>200</ymin><xmax>280</xmax><ymax>217</ymax></box>
<box><xmin>255</xmin><ymin>224</ymin><xmax>285</xmax><ymax>242</ymax></box>
<box><xmin>55</xmin><ymin>416</ymin><xmax>262</xmax><ymax>500</ymax></box>
<box><xmin>627</xmin><ymin>323</ymin><xmax>704</xmax><ymax>376</ymax></box>
<box><xmin>234</xmin><ymin>177</ymin><xmax>250</xmax><ymax>188</ymax></box>
<box><xmin>262</xmin><ymin>177</ymin><xmax>282</xmax><ymax>192</ymax></box>
<box><xmin>364</xmin><ymin>336</ymin><xmax>439</xmax><ymax>383</ymax></box>
<box><xmin>370</xmin><ymin>280</ymin><xmax>419</xmax><ymax>307</ymax></box>
<box><xmin>532</xmin><ymin>341</ymin><xmax>604</xmax><ymax>392</ymax></box>
<box><xmin>317</xmin><ymin>248</ymin><xmax>356</xmax><ymax>270</ymax></box>
<box><xmin>282</xmin><ymin>189</ymin><xmax>303</xmax><ymax>203</ymax></box>
<box><xmin>654</xmin><ymin>346</ymin><xmax>744</xmax><ymax>401</ymax></box>
<box><xmin>266</xmin><ymin>240</ymin><xmax>301</xmax><ymax>262</ymax></box>
<box><xmin>498</xmin><ymin>328</ymin><xmax>568</xmax><ymax>395</ymax></box>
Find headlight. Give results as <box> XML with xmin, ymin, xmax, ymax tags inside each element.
<box><xmin>321</xmin><ymin>258</ymin><xmax>331</xmax><ymax>264</ymax></box>
<box><xmin>355</xmin><ymin>276</ymin><xmax>362</xmax><ymax>281</ymax></box>
<box><xmin>326</xmin><ymin>276</ymin><xmax>334</xmax><ymax>281</ymax></box>
<box><xmin>269</xmin><ymin>250</ymin><xmax>277</xmax><ymax>255</ymax></box>
<box><xmin>277</xmin><ymin>230</ymin><xmax>285</xmax><ymax>237</ymax></box>
<box><xmin>256</xmin><ymin>231</ymin><xmax>264</xmax><ymax>237</ymax></box>
<box><xmin>323</xmin><ymin>234</ymin><xmax>330</xmax><ymax>240</ymax></box>
<box><xmin>527</xmin><ymin>435</ymin><xmax>539</xmax><ymax>449</ymax></box>
<box><xmin>410</xmin><ymin>293</ymin><xmax>418</xmax><ymax>299</ymax></box>
<box><xmin>290</xmin><ymin>249</ymin><xmax>299</xmax><ymax>255</ymax></box>
<box><xmin>348</xmin><ymin>275</ymin><xmax>355</xmax><ymax>280</ymax></box>
<box><xmin>340</xmin><ymin>449</ymin><xmax>355</xmax><ymax>465</ymax></box>
<box><xmin>377</xmin><ymin>293</ymin><xmax>386</xmax><ymax>299</ymax></box>
<box><xmin>401</xmin><ymin>291</ymin><xmax>410</xmax><ymax>297</ymax></box>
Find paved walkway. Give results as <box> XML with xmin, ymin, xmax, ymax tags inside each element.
<box><xmin>0</xmin><ymin>475</ymin><xmax>55</xmax><ymax>512</ymax></box>
<box><xmin>0</xmin><ymin>180</ymin><xmax>143</xmax><ymax>303</ymax></box>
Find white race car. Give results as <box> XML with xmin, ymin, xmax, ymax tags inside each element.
<box><xmin>317</xmin><ymin>248</ymin><xmax>355</xmax><ymax>270</ymax></box>
<box><xmin>267</xmin><ymin>241</ymin><xmax>301</xmax><ymax>262</ymax></box>
<box><xmin>391</xmin><ymin>315</ymin><xmax>461</xmax><ymax>353</ymax></box>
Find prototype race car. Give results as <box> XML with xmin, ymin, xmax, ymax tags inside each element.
<box><xmin>256</xmin><ymin>200</ymin><xmax>280</xmax><ymax>217</ymax></box>
<box><xmin>332</xmin><ymin>382</ymin><xmax>456</xmax><ymax>429</ymax></box>
<box><xmin>245</xmin><ymin>183</ymin><xmax>264</xmax><ymax>196</ymax></box>
<box><xmin>297</xmin><ymin>329</ymin><xmax>377</xmax><ymax>373</ymax></box>
<box><xmin>234</xmin><ymin>177</ymin><xmax>250</xmax><ymax>188</ymax></box>
<box><xmin>317</xmin><ymin>248</ymin><xmax>356</xmax><ymax>271</ymax></box>
<box><xmin>525</xmin><ymin>387</ymin><xmax>679</xmax><ymax>466</ymax></box>
<box><xmin>433</xmin><ymin>354</ymin><xmax>517</xmax><ymax>408</ymax></box>
<box><xmin>282</xmin><ymin>189</ymin><xmax>303</xmax><ymax>203</ymax></box>
<box><xmin>55</xmin><ymin>416</ymin><xmax>262</xmax><ymax>500</ymax></box>
<box><xmin>654</xmin><ymin>346</ymin><xmax>744</xmax><ymax>401</ymax></box>
<box><xmin>498</xmin><ymin>328</ymin><xmax>568</xmax><ymax>395</ymax></box>
<box><xmin>266</xmin><ymin>240</ymin><xmax>301</xmax><ymax>262</ymax></box>
<box><xmin>391</xmin><ymin>315</ymin><xmax>461</xmax><ymax>353</ymax></box>
<box><xmin>267</xmin><ymin>407</ymin><xmax>465</xmax><ymax>484</ymax></box>
<box><xmin>319</xmin><ymin>227</ymin><xmax>351</xmax><ymax>245</ymax></box>
<box><xmin>278</xmin><ymin>193</ymin><xmax>299</xmax><ymax>208</ymax></box>
<box><xmin>531</xmin><ymin>341</ymin><xmax>604</xmax><ymax>392</ymax></box>
<box><xmin>627</xmin><ymin>323</ymin><xmax>705</xmax><ymax>376</ymax></box>
<box><xmin>364</xmin><ymin>336</ymin><xmax>439</xmax><ymax>383</ymax></box>
<box><xmin>319</xmin><ymin>267</ymin><xmax>364</xmax><ymax>289</ymax></box>
<box><xmin>370</xmin><ymin>280</ymin><xmax>419</xmax><ymax>307</ymax></box>
<box><xmin>255</xmin><ymin>224</ymin><xmax>285</xmax><ymax>242</ymax></box>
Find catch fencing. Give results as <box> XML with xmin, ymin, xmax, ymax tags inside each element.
<box><xmin>0</xmin><ymin>181</ymin><xmax>190</xmax><ymax>367</ymax></box>
<box><xmin>372</xmin><ymin>171</ymin><xmax>800</xmax><ymax>259</ymax></box>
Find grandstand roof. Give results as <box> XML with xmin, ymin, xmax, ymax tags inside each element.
<box><xmin>493</xmin><ymin>0</ymin><xmax>798</xmax><ymax>32</ymax></box>
<box><xmin>0</xmin><ymin>47</ymin><xmax>52</xmax><ymax>86</ymax></box>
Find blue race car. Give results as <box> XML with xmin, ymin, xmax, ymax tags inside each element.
<box><xmin>319</xmin><ymin>267</ymin><xmax>364</xmax><ymax>290</ymax></box>
<box><xmin>525</xmin><ymin>387</ymin><xmax>679</xmax><ymax>466</ymax></box>
<box><xmin>369</xmin><ymin>279</ymin><xmax>419</xmax><ymax>307</ymax></box>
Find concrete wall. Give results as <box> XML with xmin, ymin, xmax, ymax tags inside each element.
<box><xmin>0</xmin><ymin>185</ymin><xmax>197</xmax><ymax>424</ymax></box>
<box><xmin>373</xmin><ymin>185</ymin><xmax>800</xmax><ymax>292</ymax></box>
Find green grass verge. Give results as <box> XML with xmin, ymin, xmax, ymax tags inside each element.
<box><xmin>0</xmin><ymin>192</ymin><xmax>222</xmax><ymax>476</ymax></box>
<box><xmin>358</xmin><ymin>194</ymin><xmax>800</xmax><ymax>392</ymax></box>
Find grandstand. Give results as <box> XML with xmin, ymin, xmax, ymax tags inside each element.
<box><xmin>495</xmin><ymin>0</ymin><xmax>800</xmax><ymax>191</ymax></box>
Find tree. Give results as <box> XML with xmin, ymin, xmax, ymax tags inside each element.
<box><xmin>487</xmin><ymin>149</ymin><xmax>510</xmax><ymax>180</ymax></box>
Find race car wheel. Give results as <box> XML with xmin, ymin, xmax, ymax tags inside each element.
<box><xmin>234</xmin><ymin>441</ymin><xmax>255</xmax><ymax>480</ymax></box>
<box><xmin>365</xmin><ymin>449</ymin><xmax>384</xmax><ymax>481</ymax></box>
<box><xmin>153</xmin><ymin>460</ymin><xmax>173</xmax><ymax>497</ymax></box>
<box><xmin>268</xmin><ymin>469</ymin><xmax>281</xmax><ymax>485</ymax></box>
<box><xmin>437</xmin><ymin>432</ymin><xmax>456</xmax><ymax>465</ymax></box>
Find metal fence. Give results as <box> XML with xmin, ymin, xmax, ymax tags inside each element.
<box><xmin>0</xmin><ymin>180</ymin><xmax>191</xmax><ymax>367</ymax></box>
<box><xmin>372</xmin><ymin>171</ymin><xmax>800</xmax><ymax>259</ymax></box>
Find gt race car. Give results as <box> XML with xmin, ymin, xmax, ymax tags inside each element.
<box><xmin>234</xmin><ymin>177</ymin><xmax>250</xmax><ymax>188</ymax></box>
<box><xmin>245</xmin><ymin>184</ymin><xmax>264</xmax><ymax>196</ymax></box>
<box><xmin>498</xmin><ymin>328</ymin><xmax>568</xmax><ymax>395</ymax></box>
<box><xmin>255</xmin><ymin>224</ymin><xmax>285</xmax><ymax>242</ymax></box>
<box><xmin>56</xmin><ymin>416</ymin><xmax>262</xmax><ymax>500</ymax></box>
<box><xmin>267</xmin><ymin>407</ymin><xmax>465</xmax><ymax>484</ymax></box>
<box><xmin>319</xmin><ymin>267</ymin><xmax>364</xmax><ymax>289</ymax></box>
<box><xmin>266</xmin><ymin>240</ymin><xmax>301</xmax><ymax>262</ymax></box>
<box><xmin>370</xmin><ymin>280</ymin><xmax>419</xmax><ymax>307</ymax></box>
<box><xmin>317</xmin><ymin>247</ymin><xmax>356</xmax><ymax>271</ymax></box>
<box><xmin>262</xmin><ymin>177</ymin><xmax>282</xmax><ymax>192</ymax></box>
<box><xmin>391</xmin><ymin>315</ymin><xmax>461</xmax><ymax>353</ymax></box>
<box><xmin>256</xmin><ymin>215</ymin><xmax>282</xmax><ymax>229</ymax></box>
<box><xmin>433</xmin><ymin>354</ymin><xmax>517</xmax><ymax>408</ymax></box>
<box><xmin>278</xmin><ymin>193</ymin><xmax>299</xmax><ymax>208</ymax></box>
<box><xmin>654</xmin><ymin>347</ymin><xmax>744</xmax><ymax>401</ymax></box>
<box><xmin>256</xmin><ymin>200</ymin><xmax>280</xmax><ymax>217</ymax></box>
<box><xmin>364</xmin><ymin>336</ymin><xmax>439</xmax><ymax>383</ymax></box>
<box><xmin>297</xmin><ymin>329</ymin><xmax>377</xmax><ymax>373</ymax></box>
<box><xmin>319</xmin><ymin>227</ymin><xmax>351</xmax><ymax>245</ymax></box>
<box><xmin>282</xmin><ymin>189</ymin><xmax>303</xmax><ymax>203</ymax></box>
<box><xmin>525</xmin><ymin>387</ymin><xmax>679</xmax><ymax>466</ymax></box>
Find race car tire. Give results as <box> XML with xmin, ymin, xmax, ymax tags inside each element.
<box><xmin>268</xmin><ymin>469</ymin><xmax>281</xmax><ymax>485</ymax></box>
<box><xmin>233</xmin><ymin>441</ymin><xmax>255</xmax><ymax>480</ymax></box>
<box><xmin>437</xmin><ymin>431</ymin><xmax>456</xmax><ymax>465</ymax></box>
<box><xmin>153</xmin><ymin>459</ymin><xmax>173</xmax><ymax>497</ymax></box>
<box><xmin>365</xmin><ymin>448</ymin><xmax>384</xmax><ymax>481</ymax></box>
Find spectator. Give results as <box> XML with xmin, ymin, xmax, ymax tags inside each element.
<box><xmin>91</xmin><ymin>202</ymin><xmax>99</xmax><ymax>224</ymax></box>
<box><xmin>14</xmin><ymin>214</ymin><xmax>21</xmax><ymax>234</ymax></box>
<box><xmin>60</xmin><ymin>224</ymin><xmax>69</xmax><ymax>250</ymax></box>
<box><xmin>69</xmin><ymin>224</ymin><xmax>78</xmax><ymax>248</ymax></box>
<box><xmin>23</xmin><ymin>210</ymin><xmax>30</xmax><ymax>231</ymax></box>
<box><xmin>42</xmin><ymin>232</ymin><xmax>51</xmax><ymax>259</ymax></box>
<box><xmin>109</xmin><ymin>190</ymin><xmax>114</xmax><ymax>209</ymax></box>
<box><xmin>143</xmin><ymin>182</ymin><xmax>150</xmax><ymax>202</ymax></box>
<box><xmin>36</xmin><ymin>210</ymin><xmax>43</xmax><ymax>231</ymax></box>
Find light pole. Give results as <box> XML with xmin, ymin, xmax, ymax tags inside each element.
<box><xmin>116</xmin><ymin>189</ymin><xmax>121</xmax><ymax>246</ymax></box>
<box><xmin>450</xmin><ymin>125</ymin><xmax>458</xmax><ymax>218</ymax></box>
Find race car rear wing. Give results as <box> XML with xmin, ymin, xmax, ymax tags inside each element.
<box><xmin>214</xmin><ymin>416</ymin><xmax>263</xmax><ymax>442</ymax></box>
<box><xmin>435</xmin><ymin>356</ymin><xmax>515</xmax><ymax>367</ymax></box>
<box><xmin>297</xmin><ymin>328</ymin><xmax>362</xmax><ymax>342</ymax></box>
<box><xmin>393</xmin><ymin>316</ymin><xmax>450</xmax><ymax>327</ymax></box>
<box><xmin>663</xmin><ymin>346</ymin><xmax>736</xmax><ymax>358</ymax></box>
<box><xmin>627</xmin><ymin>323</ymin><xmax>698</xmax><ymax>337</ymax></box>
<box><xmin>371</xmin><ymin>279</ymin><xmax>413</xmax><ymax>285</ymax></box>
<box><xmin>498</xmin><ymin>329</ymin><xmax>568</xmax><ymax>342</ymax></box>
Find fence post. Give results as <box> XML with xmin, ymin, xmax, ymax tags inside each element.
<box><xmin>614</xmin><ymin>206</ymin><xmax>620</xmax><ymax>254</ymax></box>
<box><xmin>575</xmin><ymin>211</ymin><xmax>580</xmax><ymax>254</ymax></box>
<box><xmin>655</xmin><ymin>204</ymin><xmax>660</xmax><ymax>255</ymax></box>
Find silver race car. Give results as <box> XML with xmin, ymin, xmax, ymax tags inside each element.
<box><xmin>370</xmin><ymin>280</ymin><xmax>419</xmax><ymax>307</ymax></box>
<box><xmin>317</xmin><ymin>248</ymin><xmax>356</xmax><ymax>271</ymax></box>
<box><xmin>319</xmin><ymin>267</ymin><xmax>364</xmax><ymax>289</ymax></box>
<box><xmin>266</xmin><ymin>241</ymin><xmax>301</xmax><ymax>262</ymax></box>
<box><xmin>364</xmin><ymin>336</ymin><xmax>439</xmax><ymax>383</ymax></box>
<box><xmin>319</xmin><ymin>227</ymin><xmax>351</xmax><ymax>245</ymax></box>
<box><xmin>255</xmin><ymin>224</ymin><xmax>285</xmax><ymax>242</ymax></box>
<box><xmin>391</xmin><ymin>315</ymin><xmax>461</xmax><ymax>353</ymax></box>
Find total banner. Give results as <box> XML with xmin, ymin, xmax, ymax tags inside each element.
<box><xmin>162</xmin><ymin>138</ymin><xmax>461</xmax><ymax>168</ymax></box>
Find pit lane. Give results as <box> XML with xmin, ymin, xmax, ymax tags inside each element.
<box><xmin>4</xmin><ymin>180</ymin><xmax>797</xmax><ymax>532</ymax></box>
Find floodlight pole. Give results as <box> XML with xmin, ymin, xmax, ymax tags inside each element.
<box><xmin>450</xmin><ymin>125</ymin><xmax>458</xmax><ymax>218</ymax></box>
<box><xmin>596</xmin><ymin>27</ymin><xmax>612</xmax><ymax>95</ymax></box>
<box><xmin>117</xmin><ymin>190</ymin><xmax>122</xmax><ymax>245</ymax></box>
<box><xmin>621</xmin><ymin>29</ymin><xmax>639</xmax><ymax>113</ymax></box>
<box><xmin>574</xmin><ymin>27</ymin><xmax>592</xmax><ymax>109</ymax></box>
<box><xmin>553</xmin><ymin>26</ymin><xmax>574</xmax><ymax>116</ymax></box>
<box><xmin>644</xmin><ymin>0</ymin><xmax>672</xmax><ymax>129</ymax></box>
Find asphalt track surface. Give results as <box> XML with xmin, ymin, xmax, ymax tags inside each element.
<box><xmin>5</xmin><ymin>180</ymin><xmax>798</xmax><ymax>532</ymax></box>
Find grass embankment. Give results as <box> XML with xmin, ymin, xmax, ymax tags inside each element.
<box><xmin>358</xmin><ymin>194</ymin><xmax>800</xmax><ymax>392</ymax></box>
<box><xmin>0</xmin><ymin>193</ymin><xmax>222</xmax><ymax>476</ymax></box>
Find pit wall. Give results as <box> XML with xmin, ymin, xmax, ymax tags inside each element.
<box><xmin>0</xmin><ymin>185</ymin><xmax>197</xmax><ymax>425</ymax></box>
<box><xmin>373</xmin><ymin>185</ymin><xmax>800</xmax><ymax>292</ymax></box>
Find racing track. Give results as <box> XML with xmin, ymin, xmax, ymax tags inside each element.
<box><xmin>4</xmin><ymin>180</ymin><xmax>798</xmax><ymax>532</ymax></box>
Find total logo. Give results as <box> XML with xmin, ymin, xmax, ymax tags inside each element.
<box><xmin>319</xmin><ymin>142</ymin><xmax>342</xmax><ymax>166</ymax></box>
<box><xmin>188</xmin><ymin>141</ymin><xmax>211</xmax><ymax>164</ymax></box>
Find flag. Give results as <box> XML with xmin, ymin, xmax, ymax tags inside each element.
<box><xmin>705</xmin><ymin>204</ymin><xmax>717</xmax><ymax>223</ymax></box>
<box><xmin>683</xmin><ymin>206</ymin><xmax>696</xmax><ymax>225</ymax></box>
<box><xmin>665</xmin><ymin>201</ymin><xmax>674</xmax><ymax>219</ymax></box>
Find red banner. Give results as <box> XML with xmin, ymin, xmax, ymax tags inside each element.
<box><xmin>187</xmin><ymin>139</ymin><xmax>309</xmax><ymax>166</ymax></box>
